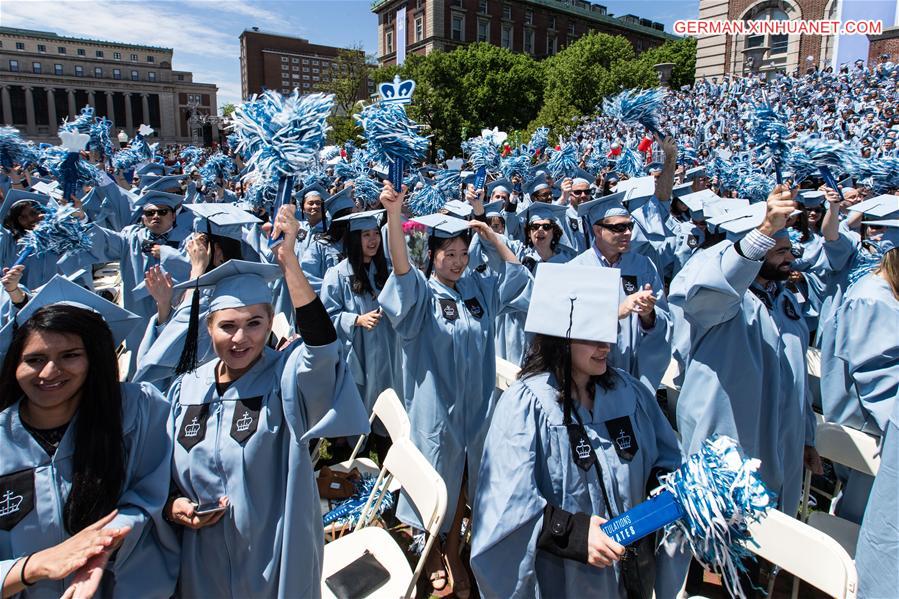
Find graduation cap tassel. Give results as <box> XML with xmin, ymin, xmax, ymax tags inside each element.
<box><xmin>174</xmin><ymin>281</ymin><xmax>203</xmax><ymax>375</ymax></box>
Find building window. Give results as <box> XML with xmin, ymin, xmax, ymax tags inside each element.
<box><xmin>75</xmin><ymin>65</ymin><xmax>84</xmax><ymax>76</ymax></box>
<box><xmin>303</xmin><ymin>75</ymin><xmax>310</xmax><ymax>80</ymax></box>
<box><xmin>746</xmin><ymin>6</ymin><xmax>790</xmax><ymax>57</ymax></box>
<box><xmin>503</xmin><ymin>3</ymin><xmax>512</xmax><ymax>20</ymax></box>
<box><xmin>177</xmin><ymin>74</ymin><xmax>184</xmax><ymax>81</ymax></box>
<box><xmin>148</xmin><ymin>71</ymin><xmax>156</xmax><ymax>81</ymax></box>
<box><xmin>54</xmin><ymin>63</ymin><xmax>63</xmax><ymax>75</ymax></box>
<box><xmin>15</xmin><ymin>42</ymin><xmax>24</xmax><ymax>50</ymax></box>
<box><xmin>114</xmin><ymin>51</ymin><xmax>121</xmax><ymax>60</ymax></box>
<box><xmin>113</xmin><ymin>68</ymin><xmax>121</xmax><ymax>79</ymax></box>
<box><xmin>568</xmin><ymin>23</ymin><xmax>575</xmax><ymax>36</ymax></box>
<box><xmin>281</xmin><ymin>56</ymin><xmax>288</xmax><ymax>62</ymax></box>
<box><xmin>292</xmin><ymin>73</ymin><xmax>300</xmax><ymax>79</ymax></box>
<box><xmin>281</xmin><ymin>64</ymin><xmax>289</xmax><ymax>71</ymax></box>
<box><xmin>479</xmin><ymin>0</ymin><xmax>488</xmax><ymax>14</ymax></box>
<box><xmin>130</xmin><ymin>53</ymin><xmax>137</xmax><ymax>61</ymax></box>
<box><xmin>282</xmin><ymin>80</ymin><xmax>290</xmax><ymax>86</ymax></box>
<box><xmin>414</xmin><ymin>16</ymin><xmax>423</xmax><ymax>42</ymax></box>
<box><xmin>57</xmin><ymin>46</ymin><xmax>66</xmax><ymax>54</ymax></box>
<box><xmin>312</xmin><ymin>59</ymin><xmax>319</xmax><ymax>65</ymax></box>
<box><xmin>303</xmin><ymin>66</ymin><xmax>309</xmax><ymax>72</ymax></box>
<box><xmin>547</xmin><ymin>35</ymin><xmax>557</xmax><ymax>55</ymax></box>
<box><xmin>501</xmin><ymin>24</ymin><xmax>512</xmax><ymax>49</ymax></box>
<box><xmin>478</xmin><ymin>19</ymin><xmax>489</xmax><ymax>42</ymax></box>
<box><xmin>451</xmin><ymin>15</ymin><xmax>464</xmax><ymax>41</ymax></box>
<box><xmin>37</xmin><ymin>44</ymin><xmax>46</xmax><ymax>53</ymax></box>
<box><xmin>312</xmin><ymin>67</ymin><xmax>319</xmax><ymax>73</ymax></box>
<box><xmin>292</xmin><ymin>57</ymin><xmax>300</xmax><ymax>63</ymax></box>
<box><xmin>292</xmin><ymin>65</ymin><xmax>299</xmax><ymax>71</ymax></box>
<box><xmin>77</xmin><ymin>48</ymin><xmax>85</xmax><ymax>56</ymax></box>
<box><xmin>95</xmin><ymin>67</ymin><xmax>103</xmax><ymax>77</ymax></box>
<box><xmin>303</xmin><ymin>83</ymin><xmax>310</xmax><ymax>88</ymax></box>
<box><xmin>524</xmin><ymin>28</ymin><xmax>534</xmax><ymax>53</ymax></box>
<box><xmin>525</xmin><ymin>9</ymin><xmax>534</xmax><ymax>25</ymax></box>
<box><xmin>302</xmin><ymin>58</ymin><xmax>309</xmax><ymax>64</ymax></box>
<box><xmin>96</xmin><ymin>50</ymin><xmax>104</xmax><ymax>57</ymax></box>
<box><xmin>386</xmin><ymin>30</ymin><xmax>394</xmax><ymax>54</ymax></box>
<box><xmin>9</xmin><ymin>60</ymin><xmax>19</xmax><ymax>72</ymax></box>
<box><xmin>32</xmin><ymin>62</ymin><xmax>42</xmax><ymax>74</ymax></box>
<box><xmin>313</xmin><ymin>76</ymin><xmax>320</xmax><ymax>81</ymax></box>
<box><xmin>147</xmin><ymin>55</ymin><xmax>154</xmax><ymax>63</ymax></box>
<box><xmin>550</xmin><ymin>16</ymin><xmax>557</xmax><ymax>30</ymax></box>
<box><xmin>450</xmin><ymin>0</ymin><xmax>462</xmax><ymax>6</ymax></box>
<box><xmin>131</xmin><ymin>70</ymin><xmax>139</xmax><ymax>80</ymax></box>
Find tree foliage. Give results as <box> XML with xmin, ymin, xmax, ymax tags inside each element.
<box><xmin>316</xmin><ymin>45</ymin><xmax>376</xmax><ymax>145</ymax></box>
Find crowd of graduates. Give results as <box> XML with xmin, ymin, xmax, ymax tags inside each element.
<box><xmin>0</xmin><ymin>60</ymin><xmax>897</xmax><ymax>599</ymax></box>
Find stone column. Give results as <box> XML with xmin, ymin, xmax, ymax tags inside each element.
<box><xmin>106</xmin><ymin>91</ymin><xmax>115</xmax><ymax>126</ymax></box>
<box><xmin>1</xmin><ymin>86</ymin><xmax>12</xmax><ymax>125</ymax></box>
<box><xmin>47</xmin><ymin>88</ymin><xmax>58</xmax><ymax>135</ymax></box>
<box><xmin>66</xmin><ymin>88</ymin><xmax>77</xmax><ymax>118</ymax></box>
<box><xmin>23</xmin><ymin>86</ymin><xmax>36</xmax><ymax>136</ymax></box>
<box><xmin>124</xmin><ymin>92</ymin><xmax>134</xmax><ymax>134</ymax></box>
<box><xmin>88</xmin><ymin>90</ymin><xmax>96</xmax><ymax>109</ymax></box>
<box><xmin>158</xmin><ymin>92</ymin><xmax>176</xmax><ymax>142</ymax></box>
<box><xmin>141</xmin><ymin>93</ymin><xmax>150</xmax><ymax>128</ymax></box>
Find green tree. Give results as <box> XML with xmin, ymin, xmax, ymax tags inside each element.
<box><xmin>221</xmin><ymin>103</ymin><xmax>236</xmax><ymax>118</ymax></box>
<box><xmin>635</xmin><ymin>37</ymin><xmax>698</xmax><ymax>89</ymax></box>
<box><xmin>316</xmin><ymin>45</ymin><xmax>375</xmax><ymax>145</ymax></box>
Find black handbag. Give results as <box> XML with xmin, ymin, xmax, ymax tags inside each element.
<box><xmin>324</xmin><ymin>550</ymin><xmax>391</xmax><ymax>599</ymax></box>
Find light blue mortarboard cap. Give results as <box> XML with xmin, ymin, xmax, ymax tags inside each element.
<box><xmin>483</xmin><ymin>200</ymin><xmax>505</xmax><ymax>218</ymax></box>
<box><xmin>141</xmin><ymin>175</ymin><xmax>185</xmax><ymax>194</ymax></box>
<box><xmin>323</xmin><ymin>187</ymin><xmax>355</xmax><ymax>221</ymax></box>
<box><xmin>441</xmin><ymin>199</ymin><xmax>473</xmax><ymax>219</ymax></box>
<box><xmin>577</xmin><ymin>190</ymin><xmax>631</xmax><ymax>223</ymax></box>
<box><xmin>861</xmin><ymin>218</ymin><xmax>899</xmax><ymax>251</ymax></box>
<box><xmin>525</xmin><ymin>202</ymin><xmax>569</xmax><ymax>224</ymax></box>
<box><xmin>486</xmin><ymin>178</ymin><xmax>512</xmax><ymax>198</ymax></box>
<box><xmin>183</xmin><ymin>203</ymin><xmax>261</xmax><ymax>241</ymax></box>
<box><xmin>412</xmin><ymin>213</ymin><xmax>472</xmax><ymax>239</ymax></box>
<box><xmin>848</xmin><ymin>194</ymin><xmax>899</xmax><ymax>219</ymax></box>
<box><xmin>0</xmin><ymin>189</ymin><xmax>51</xmax><ymax>222</ymax></box>
<box><xmin>334</xmin><ymin>209</ymin><xmax>385</xmax><ymax>232</ymax></box>
<box><xmin>172</xmin><ymin>259</ymin><xmax>281</xmax><ymax>312</ymax></box>
<box><xmin>135</xmin><ymin>190</ymin><xmax>183</xmax><ymax>210</ymax></box>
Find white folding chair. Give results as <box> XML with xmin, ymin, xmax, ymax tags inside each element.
<box><xmin>800</xmin><ymin>422</ymin><xmax>881</xmax><ymax>548</ymax></box>
<box><xmin>747</xmin><ymin>509</ymin><xmax>858</xmax><ymax>598</ymax></box>
<box><xmin>321</xmin><ymin>437</ymin><xmax>448</xmax><ymax>599</ymax></box>
<box><xmin>326</xmin><ymin>388</ymin><xmax>410</xmax><ymax>489</ymax></box>
<box><xmin>495</xmin><ymin>356</ymin><xmax>519</xmax><ymax>391</ymax></box>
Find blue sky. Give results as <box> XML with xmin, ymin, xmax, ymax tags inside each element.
<box><xmin>4</xmin><ymin>0</ymin><xmax>699</xmax><ymax>110</ymax></box>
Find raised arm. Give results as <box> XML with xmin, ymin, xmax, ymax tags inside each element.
<box><xmin>654</xmin><ymin>135</ymin><xmax>677</xmax><ymax>203</ymax></box>
<box><xmin>271</xmin><ymin>204</ymin><xmax>317</xmax><ymax>309</ymax></box>
<box><xmin>381</xmin><ymin>182</ymin><xmax>410</xmax><ymax>276</ymax></box>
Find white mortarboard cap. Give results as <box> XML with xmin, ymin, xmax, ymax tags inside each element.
<box><xmin>441</xmin><ymin>199</ymin><xmax>473</xmax><ymax>218</ymax></box>
<box><xmin>412</xmin><ymin>213</ymin><xmax>472</xmax><ymax>238</ymax></box>
<box><xmin>334</xmin><ymin>209</ymin><xmax>385</xmax><ymax>231</ymax></box>
<box><xmin>685</xmin><ymin>166</ymin><xmax>707</xmax><ymax>181</ymax></box>
<box><xmin>172</xmin><ymin>259</ymin><xmax>281</xmax><ymax>312</ymax></box>
<box><xmin>0</xmin><ymin>275</ymin><xmax>141</xmax><ymax>358</ymax></box>
<box><xmin>848</xmin><ymin>194</ymin><xmax>899</xmax><ymax>218</ymax></box>
<box><xmin>707</xmin><ymin>201</ymin><xmax>768</xmax><ymax>235</ymax></box>
<box><xmin>524</xmin><ymin>263</ymin><xmax>620</xmax><ymax>343</ymax></box>
<box><xmin>619</xmin><ymin>175</ymin><xmax>656</xmax><ymax>201</ymax></box>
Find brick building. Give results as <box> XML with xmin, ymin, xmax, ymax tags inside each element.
<box><xmin>868</xmin><ymin>25</ymin><xmax>899</xmax><ymax>65</ymax></box>
<box><xmin>372</xmin><ymin>0</ymin><xmax>674</xmax><ymax>66</ymax></box>
<box><xmin>239</xmin><ymin>28</ymin><xmax>373</xmax><ymax>101</ymax></box>
<box><xmin>695</xmin><ymin>0</ymin><xmax>899</xmax><ymax>79</ymax></box>
<box><xmin>0</xmin><ymin>27</ymin><xmax>218</xmax><ymax>145</ymax></box>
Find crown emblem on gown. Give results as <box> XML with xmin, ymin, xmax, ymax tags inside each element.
<box><xmin>184</xmin><ymin>417</ymin><xmax>201</xmax><ymax>438</ymax></box>
<box><xmin>235</xmin><ymin>411</ymin><xmax>253</xmax><ymax>432</ymax></box>
<box><xmin>378</xmin><ymin>75</ymin><xmax>415</xmax><ymax>105</ymax></box>
<box><xmin>575</xmin><ymin>437</ymin><xmax>592</xmax><ymax>460</ymax></box>
<box><xmin>616</xmin><ymin>429</ymin><xmax>632</xmax><ymax>451</ymax></box>
<box><xmin>0</xmin><ymin>490</ymin><xmax>23</xmax><ymax>517</ymax></box>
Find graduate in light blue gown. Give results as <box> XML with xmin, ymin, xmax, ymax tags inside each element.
<box><xmin>621</xmin><ymin>171</ymin><xmax>676</xmax><ymax>280</ymax></box>
<box><xmin>0</xmin><ymin>276</ymin><xmax>178</xmax><ymax>599</ymax></box>
<box><xmin>854</xmin><ymin>397</ymin><xmax>899</xmax><ymax>599</ymax></box>
<box><xmin>321</xmin><ymin>209</ymin><xmax>402</xmax><ymax>444</ymax></box>
<box><xmin>0</xmin><ymin>190</ymin><xmax>67</xmax><ymax>291</ymax></box>
<box><xmin>300</xmin><ymin>186</ymin><xmax>354</xmax><ymax>295</ymax></box>
<box><xmin>669</xmin><ymin>186</ymin><xmax>819</xmax><ymax>518</ymax></box>
<box><xmin>377</xmin><ymin>182</ymin><xmax>531</xmax><ymax>589</ymax></box>
<box><xmin>66</xmin><ymin>190</ymin><xmax>193</xmax><ymax>378</ymax></box>
<box><xmin>570</xmin><ymin>192</ymin><xmax>672</xmax><ymax>393</ymax></box>
<box><xmin>296</xmin><ymin>184</ymin><xmax>326</xmax><ymax>256</ymax></box>
<box><xmin>471</xmin><ymin>263</ymin><xmax>682</xmax><ymax>599</ymax></box>
<box><xmin>164</xmin><ymin>207</ymin><xmax>368</xmax><ymax>599</ymax></box>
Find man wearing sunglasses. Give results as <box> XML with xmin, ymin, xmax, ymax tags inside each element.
<box><xmin>570</xmin><ymin>191</ymin><xmax>672</xmax><ymax>394</ymax></box>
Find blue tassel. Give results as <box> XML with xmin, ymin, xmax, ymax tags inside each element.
<box><xmin>15</xmin><ymin>202</ymin><xmax>92</xmax><ymax>265</ymax></box>
<box><xmin>546</xmin><ymin>143</ymin><xmax>579</xmax><ymax>179</ymax></box>
<box><xmin>603</xmin><ymin>88</ymin><xmax>666</xmax><ymax>137</ymax></box>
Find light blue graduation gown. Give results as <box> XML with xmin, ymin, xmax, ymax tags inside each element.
<box><xmin>168</xmin><ymin>338</ymin><xmax>368</xmax><ymax>599</ymax></box>
<box><xmin>821</xmin><ymin>272</ymin><xmax>898</xmax><ymax>435</ymax></box>
<box><xmin>470</xmin><ymin>370</ymin><xmax>682</xmax><ymax>598</ymax></box>
<box><xmin>628</xmin><ymin>195</ymin><xmax>675</xmax><ymax>279</ymax></box>
<box><xmin>321</xmin><ymin>259</ymin><xmax>403</xmax><ymax>413</ymax></box>
<box><xmin>855</xmin><ymin>400</ymin><xmax>899</xmax><ymax>599</ymax></box>
<box><xmin>669</xmin><ymin>240</ymin><xmax>815</xmax><ymax>515</ymax></box>
<box><xmin>0</xmin><ymin>229</ymin><xmax>63</xmax><ymax>291</ymax></box>
<box><xmin>0</xmin><ymin>383</ymin><xmax>179</xmax><ymax>598</ymax></box>
<box><xmin>300</xmin><ymin>237</ymin><xmax>344</xmax><ymax>296</ymax></box>
<box><xmin>378</xmin><ymin>259</ymin><xmax>532</xmax><ymax>531</ymax></box>
<box><xmin>570</xmin><ymin>248</ymin><xmax>672</xmax><ymax>393</ymax></box>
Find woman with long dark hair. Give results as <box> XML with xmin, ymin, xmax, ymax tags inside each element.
<box><xmin>300</xmin><ymin>187</ymin><xmax>355</xmax><ymax>294</ymax></box>
<box><xmin>471</xmin><ymin>264</ymin><xmax>681</xmax><ymax>599</ymax></box>
<box><xmin>378</xmin><ymin>182</ymin><xmax>532</xmax><ymax>596</ymax></box>
<box><xmin>321</xmin><ymin>210</ymin><xmax>401</xmax><ymax>457</ymax></box>
<box><xmin>0</xmin><ymin>278</ymin><xmax>178</xmax><ymax>599</ymax></box>
<box><xmin>163</xmin><ymin>205</ymin><xmax>367</xmax><ymax>598</ymax></box>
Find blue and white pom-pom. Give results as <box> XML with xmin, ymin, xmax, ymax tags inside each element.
<box><xmin>434</xmin><ymin>168</ymin><xmax>462</xmax><ymax>201</ymax></box>
<box><xmin>322</xmin><ymin>475</ymin><xmax>395</xmax><ymax>528</ymax></box>
<box><xmin>739</xmin><ymin>171</ymin><xmax>775</xmax><ymax>204</ymax></box>
<box><xmin>603</xmin><ymin>88</ymin><xmax>666</xmax><ymax>137</ymax></box>
<box><xmin>527</xmin><ymin>126</ymin><xmax>550</xmax><ymax>155</ymax></box>
<box><xmin>353</xmin><ymin>175</ymin><xmax>383</xmax><ymax>208</ymax></box>
<box><xmin>0</xmin><ymin>127</ymin><xmax>40</xmax><ymax>169</ymax></box>
<box><xmin>200</xmin><ymin>152</ymin><xmax>236</xmax><ymax>187</ymax></box>
<box><xmin>659</xmin><ymin>436</ymin><xmax>774</xmax><ymax>599</ymax></box>
<box><xmin>500</xmin><ymin>154</ymin><xmax>531</xmax><ymax>182</ymax></box>
<box><xmin>407</xmin><ymin>183</ymin><xmax>446</xmax><ymax>216</ymax></box>
<box><xmin>461</xmin><ymin>135</ymin><xmax>501</xmax><ymax>174</ymax></box>
<box><xmin>355</xmin><ymin>101</ymin><xmax>429</xmax><ymax>168</ymax></box>
<box><xmin>15</xmin><ymin>202</ymin><xmax>92</xmax><ymax>264</ymax></box>
<box><xmin>179</xmin><ymin>146</ymin><xmax>203</xmax><ymax>169</ymax></box>
<box><xmin>59</xmin><ymin>105</ymin><xmax>95</xmax><ymax>135</ymax></box>
<box><xmin>751</xmin><ymin>101</ymin><xmax>790</xmax><ymax>183</ymax></box>
<box><xmin>613</xmin><ymin>146</ymin><xmax>645</xmax><ymax>178</ymax></box>
<box><xmin>546</xmin><ymin>143</ymin><xmax>579</xmax><ymax>179</ymax></box>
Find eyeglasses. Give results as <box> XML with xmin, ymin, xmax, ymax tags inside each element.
<box><xmin>529</xmin><ymin>223</ymin><xmax>555</xmax><ymax>231</ymax></box>
<box><xmin>533</xmin><ymin>191</ymin><xmax>553</xmax><ymax>200</ymax></box>
<box><xmin>142</xmin><ymin>208</ymin><xmax>171</xmax><ymax>218</ymax></box>
<box><xmin>570</xmin><ymin>189</ymin><xmax>590</xmax><ymax>196</ymax></box>
<box><xmin>596</xmin><ymin>221</ymin><xmax>634</xmax><ymax>233</ymax></box>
